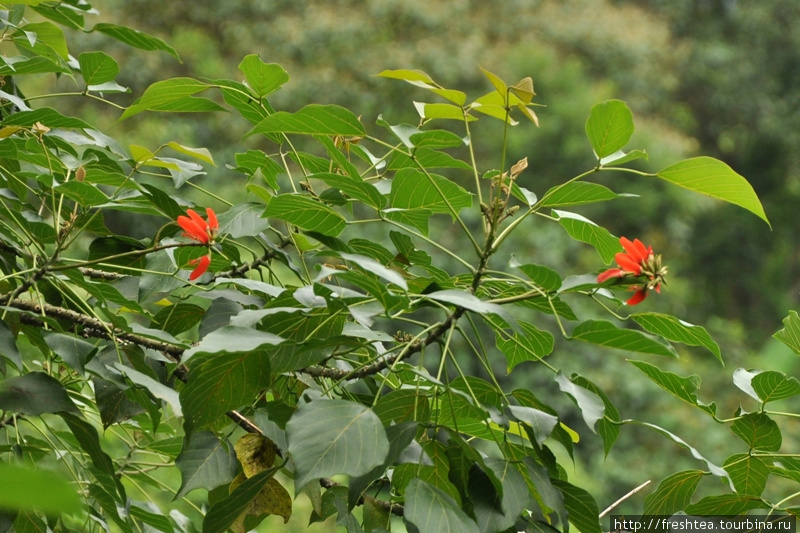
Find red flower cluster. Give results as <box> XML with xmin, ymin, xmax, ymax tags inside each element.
<box><xmin>177</xmin><ymin>208</ymin><xmax>218</xmax><ymax>280</ymax></box>
<box><xmin>598</xmin><ymin>236</ymin><xmax>667</xmax><ymax>305</ymax></box>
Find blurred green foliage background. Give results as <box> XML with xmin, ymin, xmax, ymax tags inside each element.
<box><xmin>31</xmin><ymin>0</ymin><xmax>800</xmax><ymax>525</ymax></box>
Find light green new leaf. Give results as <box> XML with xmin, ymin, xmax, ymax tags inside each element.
<box><xmin>541</xmin><ymin>182</ymin><xmax>625</xmax><ymax>208</ymax></box>
<box><xmin>376</xmin><ymin>69</ymin><xmax>466</xmax><ymax>105</ymax></box>
<box><xmin>247</xmin><ymin>104</ymin><xmax>365</xmax><ymax>136</ymax></box>
<box><xmin>0</xmin><ymin>464</ymin><xmax>81</xmax><ymax>514</ymax></box>
<box><xmin>286</xmin><ymin>400</ymin><xmax>389</xmax><ymax>489</ymax></box>
<box><xmin>657</xmin><ymin>156</ymin><xmax>769</xmax><ymax>226</ymax></box>
<box><xmin>238</xmin><ymin>54</ymin><xmax>289</xmax><ymax>97</ymax></box>
<box><xmin>181</xmin><ymin>350</ymin><xmax>272</xmax><ymax>434</ymax></box>
<box><xmin>166</xmin><ymin>142</ymin><xmax>215</xmax><ymax>166</ymax></box>
<box><xmin>389</xmin><ymin>169</ymin><xmax>472</xmax><ymax>217</ymax></box>
<box><xmin>120</xmin><ymin>78</ymin><xmax>222</xmax><ymax>119</ymax></box>
<box><xmin>572</xmin><ymin>320</ymin><xmax>677</xmax><ymax>357</ymax></box>
<box><xmin>629</xmin><ymin>360</ymin><xmax>716</xmax><ymax>417</ymax></box>
<box><xmin>175</xmin><ymin>432</ymin><xmax>238</xmax><ymax>499</ymax></box>
<box><xmin>751</xmin><ymin>371</ymin><xmax>800</xmax><ymax>403</ymax></box>
<box><xmin>585</xmin><ymin>100</ymin><xmax>634</xmax><ymax>159</ymax></box>
<box><xmin>413</xmin><ymin>102</ymin><xmax>471</xmax><ymax>121</ymax></box>
<box><xmin>479</xmin><ymin>66</ymin><xmax>508</xmax><ymax>98</ymax></box>
<box><xmin>632</xmin><ymin>312</ymin><xmax>721</xmax><ymax>363</ymax></box>
<box><xmin>264</xmin><ymin>194</ymin><xmax>347</xmax><ymax>236</ymax></box>
<box><xmin>644</xmin><ymin>470</ymin><xmax>705</xmax><ymax>515</ymax></box>
<box><xmin>553</xmin><ymin>210</ymin><xmax>621</xmax><ymax>264</ymax></box>
<box><xmin>405</xmin><ymin>479</ymin><xmax>480</xmax><ymax>533</ymax></box>
<box><xmin>773</xmin><ymin>310</ymin><xmax>800</xmax><ymax>355</ymax></box>
<box><xmin>92</xmin><ymin>23</ymin><xmax>180</xmax><ymax>59</ymax></box>
<box><xmin>78</xmin><ymin>51</ymin><xmax>119</xmax><ymax>86</ymax></box>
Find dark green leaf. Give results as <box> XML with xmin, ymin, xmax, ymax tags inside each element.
<box><xmin>774</xmin><ymin>311</ymin><xmax>800</xmax><ymax>356</ymax></box>
<box><xmin>731</xmin><ymin>413</ymin><xmax>781</xmax><ymax>451</ymax></box>
<box><xmin>571</xmin><ymin>375</ymin><xmax>621</xmax><ymax>456</ymax></box>
<box><xmin>629</xmin><ymin>360</ymin><xmax>717</xmax><ymax>417</ymax></box>
<box><xmin>541</xmin><ymin>182</ymin><xmax>624</xmax><ymax>208</ymax></box>
<box><xmin>494</xmin><ymin>320</ymin><xmax>554</xmax><ymax>371</ymax></box>
<box><xmin>644</xmin><ymin>470</ymin><xmax>705</xmax><ymax>516</ymax></box>
<box><xmin>510</xmin><ymin>257</ymin><xmax>562</xmax><ymax>291</ymax></box>
<box><xmin>175</xmin><ymin>432</ymin><xmax>238</xmax><ymax>499</ymax></box>
<box><xmin>202</xmin><ymin>470</ymin><xmax>274</xmax><ymax>533</ymax></box>
<box><xmin>572</xmin><ymin>320</ymin><xmax>677</xmax><ymax>357</ymax></box>
<box><xmin>247</xmin><ymin>104</ymin><xmax>365</xmax><ymax>137</ymax></box>
<box><xmin>389</xmin><ymin>169</ymin><xmax>472</xmax><ymax>217</ymax></box>
<box><xmin>751</xmin><ymin>371</ymin><xmax>800</xmax><ymax>403</ymax></box>
<box><xmin>0</xmin><ymin>372</ymin><xmax>79</xmax><ymax>415</ymax></box>
<box><xmin>120</xmin><ymin>78</ymin><xmax>223</xmax><ymax>120</ymax></box>
<box><xmin>92</xmin><ymin>23</ymin><xmax>179</xmax><ymax>59</ymax></box>
<box><xmin>0</xmin><ymin>320</ymin><xmax>22</xmax><ymax>371</ymax></box>
<box><xmin>551</xmin><ymin>479</ymin><xmax>602</xmax><ymax>533</ymax></box>
<box><xmin>404</xmin><ymin>479</ymin><xmax>480</xmax><ymax>533</ymax></box>
<box><xmin>61</xmin><ymin>412</ymin><xmax>125</xmax><ymax>501</ymax></box>
<box><xmin>554</xmin><ymin>210</ymin><xmax>621</xmax><ymax>264</ymax></box>
<box><xmin>264</xmin><ymin>194</ymin><xmax>346</xmax><ymax>236</ymax></box>
<box><xmin>555</xmin><ymin>371</ymin><xmax>605</xmax><ymax>433</ymax></box>
<box><xmin>724</xmin><ymin>454</ymin><xmax>769</xmax><ymax>497</ymax></box>
<box><xmin>632</xmin><ymin>312</ymin><xmax>721</xmax><ymax>362</ymax></box>
<box><xmin>685</xmin><ymin>494</ymin><xmax>768</xmax><ymax>515</ymax></box>
<box><xmin>310</xmin><ymin>172</ymin><xmax>385</xmax><ymax>210</ymax></box>
<box><xmin>507</xmin><ymin>405</ymin><xmax>558</xmax><ymax>446</ymax></box>
<box><xmin>151</xmin><ymin>303</ymin><xmax>205</xmax><ymax>336</ymax></box>
<box><xmin>286</xmin><ymin>399</ymin><xmax>389</xmax><ymax>489</ymax></box>
<box><xmin>3</xmin><ymin>108</ymin><xmax>93</xmax><ymax>129</ymax></box>
<box><xmin>54</xmin><ymin>181</ymin><xmax>108</xmax><ymax>207</ymax></box>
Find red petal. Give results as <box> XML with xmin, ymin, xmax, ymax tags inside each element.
<box><xmin>598</xmin><ymin>268</ymin><xmax>625</xmax><ymax>283</ymax></box>
<box><xmin>177</xmin><ymin>216</ymin><xmax>209</xmax><ymax>243</ymax></box>
<box><xmin>205</xmin><ymin>207</ymin><xmax>218</xmax><ymax>230</ymax></box>
<box><xmin>620</xmin><ymin>237</ymin><xmax>649</xmax><ymax>263</ymax></box>
<box><xmin>615</xmin><ymin>253</ymin><xmax>642</xmax><ymax>274</ymax></box>
<box><xmin>626</xmin><ymin>288</ymin><xmax>648</xmax><ymax>306</ymax></box>
<box><xmin>189</xmin><ymin>255</ymin><xmax>211</xmax><ymax>280</ymax></box>
<box><xmin>187</xmin><ymin>209</ymin><xmax>206</xmax><ymax>228</ymax></box>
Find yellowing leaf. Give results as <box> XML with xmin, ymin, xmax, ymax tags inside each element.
<box><xmin>234</xmin><ymin>433</ymin><xmax>276</xmax><ymax>478</ymax></box>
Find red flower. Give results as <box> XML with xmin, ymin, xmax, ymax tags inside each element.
<box><xmin>188</xmin><ymin>255</ymin><xmax>211</xmax><ymax>280</ymax></box>
<box><xmin>177</xmin><ymin>208</ymin><xmax>218</xmax><ymax>244</ymax></box>
<box><xmin>597</xmin><ymin>236</ymin><xmax>667</xmax><ymax>305</ymax></box>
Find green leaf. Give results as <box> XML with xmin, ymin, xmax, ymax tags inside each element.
<box><xmin>684</xmin><ymin>494</ymin><xmax>768</xmax><ymax>515</ymax></box>
<box><xmin>551</xmin><ymin>479</ymin><xmax>602</xmax><ymax>533</ymax></box>
<box><xmin>409</xmin><ymin>130</ymin><xmax>464</xmax><ymax>149</ymax></box>
<box><xmin>202</xmin><ymin>469</ymin><xmax>274</xmax><ymax>533</ymax></box>
<box><xmin>217</xmin><ymin>202</ymin><xmax>272</xmax><ymax>238</ymax></box>
<box><xmin>238</xmin><ymin>54</ymin><xmax>289</xmax><ymax>97</ymax></box>
<box><xmin>541</xmin><ymin>182</ymin><xmax>626</xmax><ymax>208</ymax></box>
<box><xmin>78</xmin><ymin>51</ymin><xmax>119</xmax><ymax>86</ymax></box>
<box><xmin>629</xmin><ymin>360</ymin><xmax>716</xmax><ymax>417</ymax></box>
<box><xmin>510</xmin><ymin>257</ymin><xmax>562</xmax><ymax>291</ymax></box>
<box><xmin>507</xmin><ymin>405</ymin><xmax>558</xmax><ymax>446</ymax></box>
<box><xmin>585</xmin><ymin>100</ymin><xmax>634</xmax><ymax>159</ymax></box>
<box><xmin>572</xmin><ymin>320</ymin><xmax>677</xmax><ymax>357</ymax></box>
<box><xmin>129</xmin><ymin>504</ymin><xmax>174</xmax><ymax>533</ymax></box>
<box><xmin>0</xmin><ymin>372</ymin><xmax>79</xmax><ymax>415</ymax></box>
<box><xmin>247</xmin><ymin>104</ymin><xmax>365</xmax><ymax>136</ymax></box>
<box><xmin>120</xmin><ymin>78</ymin><xmax>223</xmax><ymax>120</ymax></box>
<box><xmin>571</xmin><ymin>375</ymin><xmax>621</xmax><ymax>456</ymax></box>
<box><xmin>3</xmin><ymin>108</ymin><xmax>93</xmax><ymax>129</ymax></box>
<box><xmin>631</xmin><ymin>312</ymin><xmax>722</xmax><ymax>362</ymax></box>
<box><xmin>0</xmin><ymin>463</ymin><xmax>81</xmax><ymax>514</ymax></box>
<box><xmin>286</xmin><ymin>399</ymin><xmax>389</xmax><ymax>489</ymax></box>
<box><xmin>730</xmin><ymin>413</ymin><xmax>782</xmax><ymax>451</ymax></box>
<box><xmin>599</xmin><ymin>149</ymin><xmax>648</xmax><ymax>167</ymax></box>
<box><xmin>479</xmin><ymin>66</ymin><xmax>508</xmax><ymax>98</ymax></box>
<box><xmin>773</xmin><ymin>311</ymin><xmax>800</xmax><ymax>355</ymax></box>
<box><xmin>405</xmin><ymin>479</ymin><xmax>480</xmax><ymax>533</ymax></box>
<box><xmin>0</xmin><ymin>56</ymin><xmax>69</xmax><ymax>76</ymax></box>
<box><xmin>644</xmin><ymin>470</ymin><xmax>705</xmax><ymax>515</ymax></box>
<box><xmin>751</xmin><ymin>371</ymin><xmax>800</xmax><ymax>403</ymax></box>
<box><xmin>175</xmin><ymin>432</ymin><xmax>238</xmax><ymax>499</ymax></box>
<box><xmin>166</xmin><ymin>141</ymin><xmax>215</xmax><ymax>166</ymax></box>
<box><xmin>309</xmin><ymin>172</ymin><xmax>385</xmax><ymax>210</ymax></box>
<box><xmin>389</xmin><ymin>169</ymin><xmax>472</xmax><ymax>217</ymax></box>
<box><xmin>264</xmin><ymin>194</ymin><xmax>346</xmax><ymax>236</ymax></box>
<box><xmin>553</xmin><ymin>210</ymin><xmax>621</xmax><ymax>264</ymax></box>
<box><xmin>151</xmin><ymin>303</ymin><xmax>205</xmax><ymax>336</ymax></box>
<box><xmin>61</xmin><ymin>413</ymin><xmax>125</xmax><ymax>501</ymax></box>
<box><xmin>382</xmin><ymin>208</ymin><xmax>431</xmax><ymax>235</ymax></box>
<box><xmin>0</xmin><ymin>320</ymin><xmax>22</xmax><ymax>371</ymax></box>
<box><xmin>13</xmin><ymin>22</ymin><xmax>68</xmax><ymax>60</ymax></box>
<box><xmin>181</xmin><ymin>350</ymin><xmax>271</xmax><ymax>434</ymax></box>
<box><xmin>376</xmin><ymin>69</ymin><xmax>466</xmax><ymax>105</ymax></box>
<box><xmin>494</xmin><ymin>320</ymin><xmax>554</xmax><ymax>371</ymax></box>
<box><xmin>555</xmin><ymin>371</ymin><xmax>605</xmax><ymax>433</ymax></box>
<box><xmin>113</xmin><ymin>363</ymin><xmax>182</xmax><ymax>417</ymax></box>
<box><xmin>656</xmin><ymin>156</ymin><xmax>769</xmax><ymax>226</ymax></box>
<box><xmin>724</xmin><ymin>454</ymin><xmax>769</xmax><ymax>497</ymax></box>
<box><xmin>473</xmin><ymin>458</ymin><xmax>529</xmax><ymax>533</ymax></box>
<box><xmin>426</xmin><ymin>289</ymin><xmax>506</xmax><ymax>317</ymax></box>
<box><xmin>339</xmin><ymin>252</ymin><xmax>408</xmax><ymax>290</ymax></box>
<box><xmin>92</xmin><ymin>23</ymin><xmax>179</xmax><ymax>59</ymax></box>
<box><xmin>413</xmin><ymin>102</ymin><xmax>470</xmax><ymax>121</ymax></box>
<box><xmin>54</xmin><ymin>181</ymin><xmax>108</xmax><ymax>207</ymax></box>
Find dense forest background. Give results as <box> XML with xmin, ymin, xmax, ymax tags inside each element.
<box><xmin>24</xmin><ymin>0</ymin><xmax>800</xmax><ymax>525</ymax></box>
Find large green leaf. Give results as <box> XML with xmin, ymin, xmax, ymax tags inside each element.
<box><xmin>54</xmin><ymin>181</ymin><xmax>109</xmax><ymax>207</ymax></box>
<box><xmin>247</xmin><ymin>104</ymin><xmax>365</xmax><ymax>136</ymax></box>
<box><xmin>472</xmin><ymin>458</ymin><xmax>529</xmax><ymax>533</ymax></box>
<box><xmin>643</xmin><ymin>470</ymin><xmax>705</xmax><ymax>515</ymax></box>
<box><xmin>555</xmin><ymin>372</ymin><xmax>605</xmax><ymax>433</ymax></box>
<box><xmin>404</xmin><ymin>479</ymin><xmax>480</xmax><ymax>533</ymax></box>
<box><xmin>572</xmin><ymin>320</ymin><xmax>677</xmax><ymax>357</ymax></box>
<box><xmin>656</xmin><ymin>156</ymin><xmax>769</xmax><ymax>226</ymax></box>
<box><xmin>730</xmin><ymin>413</ymin><xmax>781</xmax><ymax>451</ymax></box>
<box><xmin>751</xmin><ymin>371</ymin><xmax>800</xmax><ymax>403</ymax></box>
<box><xmin>0</xmin><ymin>464</ymin><xmax>81</xmax><ymax>514</ymax></box>
<box><xmin>389</xmin><ymin>169</ymin><xmax>472</xmax><ymax>217</ymax></box>
<box><xmin>264</xmin><ymin>194</ymin><xmax>347</xmax><ymax>236</ymax></box>
<box><xmin>286</xmin><ymin>399</ymin><xmax>389</xmax><ymax>489</ymax></box>
<box><xmin>571</xmin><ymin>375</ymin><xmax>621</xmax><ymax>456</ymax></box>
<box><xmin>238</xmin><ymin>54</ymin><xmax>289</xmax><ymax>97</ymax></box>
<box><xmin>629</xmin><ymin>360</ymin><xmax>717</xmax><ymax>417</ymax></box>
<box><xmin>0</xmin><ymin>372</ymin><xmax>79</xmax><ymax>415</ymax></box>
<box><xmin>684</xmin><ymin>494</ymin><xmax>768</xmax><ymax>515</ymax></box>
<box><xmin>541</xmin><ymin>182</ymin><xmax>625</xmax><ymax>208</ymax></box>
<box><xmin>553</xmin><ymin>210</ymin><xmax>621</xmax><ymax>264</ymax></box>
<box><xmin>92</xmin><ymin>23</ymin><xmax>179</xmax><ymax>59</ymax></box>
<box><xmin>310</xmin><ymin>172</ymin><xmax>385</xmax><ymax>210</ymax></box>
<box><xmin>78</xmin><ymin>51</ymin><xmax>119</xmax><ymax>86</ymax></box>
<box><xmin>724</xmin><ymin>454</ymin><xmax>769</xmax><ymax>497</ymax></box>
<box><xmin>631</xmin><ymin>312</ymin><xmax>721</xmax><ymax>362</ymax></box>
<box><xmin>773</xmin><ymin>311</ymin><xmax>800</xmax><ymax>355</ymax></box>
<box><xmin>551</xmin><ymin>479</ymin><xmax>602</xmax><ymax>533</ymax></box>
<box><xmin>61</xmin><ymin>413</ymin><xmax>125</xmax><ymax>501</ymax></box>
<box><xmin>585</xmin><ymin>100</ymin><xmax>634</xmax><ymax>159</ymax></box>
<box><xmin>507</xmin><ymin>405</ymin><xmax>558</xmax><ymax>446</ymax></box>
<box><xmin>181</xmin><ymin>350</ymin><xmax>271</xmax><ymax>434</ymax></box>
<box><xmin>495</xmin><ymin>320</ymin><xmax>554</xmax><ymax>371</ymax></box>
<box><xmin>13</xmin><ymin>21</ymin><xmax>68</xmax><ymax>60</ymax></box>
<box><xmin>175</xmin><ymin>432</ymin><xmax>238</xmax><ymax>499</ymax></box>
<box><xmin>120</xmin><ymin>78</ymin><xmax>223</xmax><ymax>120</ymax></box>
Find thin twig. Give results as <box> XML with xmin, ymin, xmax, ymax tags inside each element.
<box><xmin>599</xmin><ymin>480</ymin><xmax>651</xmax><ymax>518</ymax></box>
